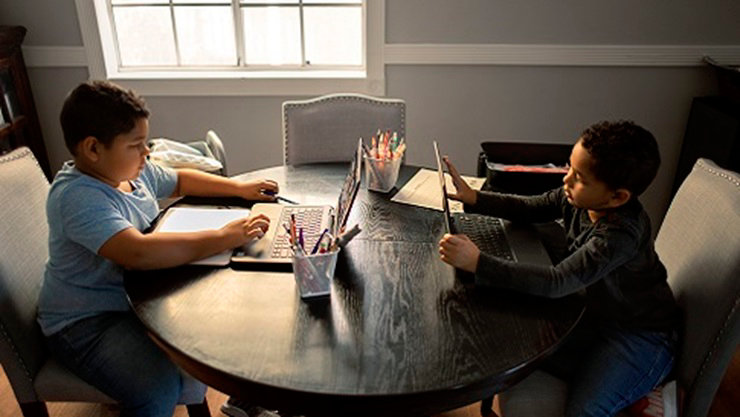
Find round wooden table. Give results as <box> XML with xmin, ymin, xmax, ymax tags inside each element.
<box><xmin>125</xmin><ymin>164</ymin><xmax>584</xmax><ymax>417</ymax></box>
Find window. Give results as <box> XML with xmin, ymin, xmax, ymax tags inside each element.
<box><xmin>75</xmin><ymin>0</ymin><xmax>384</xmax><ymax>96</ymax></box>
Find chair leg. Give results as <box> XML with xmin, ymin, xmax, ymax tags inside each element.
<box><xmin>481</xmin><ymin>395</ymin><xmax>500</xmax><ymax>417</ymax></box>
<box><xmin>19</xmin><ymin>402</ymin><xmax>50</xmax><ymax>417</ymax></box>
<box><xmin>186</xmin><ymin>398</ymin><xmax>211</xmax><ymax>417</ymax></box>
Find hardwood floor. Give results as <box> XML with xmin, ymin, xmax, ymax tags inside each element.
<box><xmin>0</xmin><ymin>367</ymin><xmax>487</xmax><ymax>417</ymax></box>
<box><xmin>2</xmin><ymin>348</ymin><xmax>738</xmax><ymax>417</ymax></box>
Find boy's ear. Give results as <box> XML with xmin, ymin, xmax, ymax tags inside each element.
<box><xmin>79</xmin><ymin>136</ymin><xmax>102</xmax><ymax>162</ymax></box>
<box><xmin>609</xmin><ymin>188</ymin><xmax>632</xmax><ymax>208</ymax></box>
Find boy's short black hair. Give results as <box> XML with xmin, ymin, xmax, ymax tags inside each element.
<box><xmin>60</xmin><ymin>81</ymin><xmax>149</xmax><ymax>155</ymax></box>
<box><xmin>579</xmin><ymin>120</ymin><xmax>661</xmax><ymax>197</ymax></box>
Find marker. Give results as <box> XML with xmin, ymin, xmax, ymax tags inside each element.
<box><xmin>331</xmin><ymin>224</ymin><xmax>361</xmax><ymax>250</ymax></box>
<box><xmin>310</xmin><ymin>228</ymin><xmax>330</xmax><ymax>254</ymax></box>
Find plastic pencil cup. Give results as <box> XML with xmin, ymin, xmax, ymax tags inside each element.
<box><xmin>291</xmin><ymin>248</ymin><xmax>339</xmax><ymax>300</ymax></box>
<box><xmin>364</xmin><ymin>155</ymin><xmax>402</xmax><ymax>193</ymax></box>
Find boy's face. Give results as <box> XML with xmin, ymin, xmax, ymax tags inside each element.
<box><xmin>563</xmin><ymin>139</ymin><xmax>625</xmax><ymax>211</ymax></box>
<box><xmin>94</xmin><ymin>117</ymin><xmax>150</xmax><ymax>185</ymax></box>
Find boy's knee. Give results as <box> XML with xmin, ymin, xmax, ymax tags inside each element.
<box><xmin>564</xmin><ymin>393</ymin><xmax>629</xmax><ymax>417</ymax></box>
<box><xmin>121</xmin><ymin>369</ymin><xmax>181</xmax><ymax>417</ymax></box>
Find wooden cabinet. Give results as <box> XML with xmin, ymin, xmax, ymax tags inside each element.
<box><xmin>0</xmin><ymin>25</ymin><xmax>51</xmax><ymax>179</ymax></box>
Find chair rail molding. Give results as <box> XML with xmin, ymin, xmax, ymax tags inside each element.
<box><xmin>25</xmin><ymin>43</ymin><xmax>740</xmax><ymax>70</ymax></box>
<box><xmin>384</xmin><ymin>43</ymin><xmax>740</xmax><ymax>67</ymax></box>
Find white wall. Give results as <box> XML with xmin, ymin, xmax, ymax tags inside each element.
<box><xmin>3</xmin><ymin>0</ymin><xmax>739</xmax><ymax>228</ymax></box>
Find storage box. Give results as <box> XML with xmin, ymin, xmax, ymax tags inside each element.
<box><xmin>478</xmin><ymin>142</ymin><xmax>572</xmax><ymax>195</ymax></box>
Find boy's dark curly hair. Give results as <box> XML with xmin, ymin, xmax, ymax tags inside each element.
<box><xmin>579</xmin><ymin>120</ymin><xmax>661</xmax><ymax>197</ymax></box>
<box><xmin>60</xmin><ymin>81</ymin><xmax>150</xmax><ymax>155</ymax></box>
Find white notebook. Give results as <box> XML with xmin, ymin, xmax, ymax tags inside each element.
<box><xmin>154</xmin><ymin>206</ymin><xmax>251</xmax><ymax>266</ymax></box>
<box><xmin>391</xmin><ymin>168</ymin><xmax>485</xmax><ymax>212</ymax></box>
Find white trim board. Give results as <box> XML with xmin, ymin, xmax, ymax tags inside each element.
<box><xmin>22</xmin><ymin>46</ymin><xmax>88</xmax><ymax>68</ymax></box>
<box><xmin>384</xmin><ymin>44</ymin><xmax>740</xmax><ymax>67</ymax></box>
<box><xmin>25</xmin><ymin>44</ymin><xmax>740</xmax><ymax>69</ymax></box>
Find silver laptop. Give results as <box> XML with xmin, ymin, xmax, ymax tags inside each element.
<box><xmin>433</xmin><ymin>141</ymin><xmax>552</xmax><ymax>265</ymax></box>
<box><xmin>232</xmin><ymin>139</ymin><xmax>363</xmax><ymax>265</ymax></box>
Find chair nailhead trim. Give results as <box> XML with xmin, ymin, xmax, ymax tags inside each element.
<box><xmin>0</xmin><ymin>147</ymin><xmax>45</xmax><ymax>177</ymax></box>
<box><xmin>685</xmin><ymin>159</ymin><xmax>740</xmax><ymax>402</ymax></box>
<box><xmin>283</xmin><ymin>95</ymin><xmax>405</xmax><ymax>165</ymax></box>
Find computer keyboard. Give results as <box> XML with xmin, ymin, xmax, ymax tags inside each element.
<box><xmin>452</xmin><ymin>214</ymin><xmax>516</xmax><ymax>261</ymax></box>
<box><xmin>271</xmin><ymin>206</ymin><xmax>326</xmax><ymax>258</ymax></box>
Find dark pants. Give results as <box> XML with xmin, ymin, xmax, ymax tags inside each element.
<box><xmin>46</xmin><ymin>311</ymin><xmax>203</xmax><ymax>417</ymax></box>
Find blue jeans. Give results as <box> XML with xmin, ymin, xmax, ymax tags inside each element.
<box><xmin>543</xmin><ymin>318</ymin><xmax>676</xmax><ymax>417</ymax></box>
<box><xmin>46</xmin><ymin>312</ymin><xmax>189</xmax><ymax>417</ymax></box>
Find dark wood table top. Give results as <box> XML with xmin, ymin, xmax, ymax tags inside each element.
<box><xmin>125</xmin><ymin>164</ymin><xmax>584</xmax><ymax>417</ymax></box>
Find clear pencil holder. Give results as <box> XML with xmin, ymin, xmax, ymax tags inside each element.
<box><xmin>292</xmin><ymin>248</ymin><xmax>339</xmax><ymax>300</ymax></box>
<box><xmin>364</xmin><ymin>155</ymin><xmax>402</xmax><ymax>193</ymax></box>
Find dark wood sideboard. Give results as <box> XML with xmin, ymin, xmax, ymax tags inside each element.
<box><xmin>0</xmin><ymin>25</ymin><xmax>51</xmax><ymax>180</ymax></box>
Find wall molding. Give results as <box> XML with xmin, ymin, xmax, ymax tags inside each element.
<box><xmin>385</xmin><ymin>44</ymin><xmax>740</xmax><ymax>67</ymax></box>
<box><xmin>23</xmin><ymin>43</ymin><xmax>740</xmax><ymax>69</ymax></box>
<box><xmin>22</xmin><ymin>46</ymin><xmax>88</xmax><ymax>68</ymax></box>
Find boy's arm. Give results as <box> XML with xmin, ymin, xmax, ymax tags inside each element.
<box><xmin>474</xmin><ymin>224</ymin><xmax>637</xmax><ymax>298</ymax></box>
<box><xmin>465</xmin><ymin>188</ymin><xmax>564</xmax><ymax>223</ymax></box>
<box><xmin>98</xmin><ymin>214</ymin><xmax>270</xmax><ymax>270</ymax></box>
<box><xmin>171</xmin><ymin>168</ymin><xmax>278</xmax><ymax>201</ymax></box>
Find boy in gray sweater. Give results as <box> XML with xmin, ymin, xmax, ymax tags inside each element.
<box><xmin>439</xmin><ymin>120</ymin><xmax>679</xmax><ymax>417</ymax></box>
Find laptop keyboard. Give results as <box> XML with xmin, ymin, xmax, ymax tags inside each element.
<box><xmin>271</xmin><ymin>206</ymin><xmax>326</xmax><ymax>258</ymax></box>
<box><xmin>452</xmin><ymin>214</ymin><xmax>516</xmax><ymax>261</ymax></box>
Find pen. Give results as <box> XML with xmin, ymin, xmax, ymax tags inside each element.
<box><xmin>290</xmin><ymin>214</ymin><xmax>297</xmax><ymax>244</ymax></box>
<box><xmin>283</xmin><ymin>223</ymin><xmax>293</xmax><ymax>244</ymax></box>
<box><xmin>277</xmin><ymin>195</ymin><xmax>299</xmax><ymax>205</ymax></box>
<box><xmin>310</xmin><ymin>228</ymin><xmax>330</xmax><ymax>254</ymax></box>
<box><xmin>263</xmin><ymin>189</ymin><xmax>299</xmax><ymax>205</ymax></box>
<box><xmin>298</xmin><ymin>227</ymin><xmax>305</xmax><ymax>251</ymax></box>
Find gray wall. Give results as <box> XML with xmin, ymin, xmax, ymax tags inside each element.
<box><xmin>2</xmin><ymin>0</ymin><xmax>736</xmax><ymax>228</ymax></box>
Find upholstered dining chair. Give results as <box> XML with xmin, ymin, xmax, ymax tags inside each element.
<box><xmin>490</xmin><ymin>158</ymin><xmax>740</xmax><ymax>417</ymax></box>
<box><xmin>0</xmin><ymin>147</ymin><xmax>211</xmax><ymax>417</ymax></box>
<box><xmin>282</xmin><ymin>93</ymin><xmax>406</xmax><ymax>165</ymax></box>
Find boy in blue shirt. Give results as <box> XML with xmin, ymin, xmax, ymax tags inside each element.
<box><xmin>439</xmin><ymin>120</ymin><xmax>679</xmax><ymax>416</ymax></box>
<box><xmin>37</xmin><ymin>81</ymin><xmax>277</xmax><ymax>417</ymax></box>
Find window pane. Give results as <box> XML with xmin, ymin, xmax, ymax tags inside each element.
<box><xmin>175</xmin><ymin>7</ymin><xmax>237</xmax><ymax>65</ymax></box>
<box><xmin>304</xmin><ymin>6</ymin><xmax>362</xmax><ymax>66</ymax></box>
<box><xmin>113</xmin><ymin>7</ymin><xmax>177</xmax><ymax>66</ymax></box>
<box><xmin>242</xmin><ymin>7</ymin><xmax>301</xmax><ymax>65</ymax></box>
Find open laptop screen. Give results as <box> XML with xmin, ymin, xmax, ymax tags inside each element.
<box><xmin>333</xmin><ymin>139</ymin><xmax>363</xmax><ymax>236</ymax></box>
<box><xmin>433</xmin><ymin>141</ymin><xmax>452</xmax><ymax>234</ymax></box>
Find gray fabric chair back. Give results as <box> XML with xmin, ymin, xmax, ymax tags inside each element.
<box><xmin>0</xmin><ymin>148</ymin><xmax>208</xmax><ymax>416</ymax></box>
<box><xmin>205</xmin><ymin>130</ymin><xmax>227</xmax><ymax>176</ymax></box>
<box><xmin>282</xmin><ymin>93</ymin><xmax>405</xmax><ymax>165</ymax></box>
<box><xmin>655</xmin><ymin>158</ymin><xmax>740</xmax><ymax>417</ymax></box>
<box><xmin>0</xmin><ymin>147</ymin><xmax>50</xmax><ymax>403</ymax></box>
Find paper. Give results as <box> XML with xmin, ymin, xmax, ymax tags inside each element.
<box><xmin>391</xmin><ymin>168</ymin><xmax>485</xmax><ymax>212</ymax></box>
<box><xmin>155</xmin><ymin>207</ymin><xmax>251</xmax><ymax>266</ymax></box>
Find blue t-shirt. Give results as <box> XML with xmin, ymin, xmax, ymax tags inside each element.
<box><xmin>37</xmin><ymin>161</ymin><xmax>178</xmax><ymax>336</ymax></box>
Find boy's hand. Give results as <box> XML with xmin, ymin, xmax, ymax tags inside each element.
<box><xmin>443</xmin><ymin>156</ymin><xmax>477</xmax><ymax>205</ymax></box>
<box><xmin>439</xmin><ymin>233</ymin><xmax>480</xmax><ymax>273</ymax></box>
<box><xmin>222</xmin><ymin>214</ymin><xmax>270</xmax><ymax>246</ymax></box>
<box><xmin>237</xmin><ymin>179</ymin><xmax>279</xmax><ymax>201</ymax></box>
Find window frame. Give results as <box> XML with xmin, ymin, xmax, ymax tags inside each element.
<box><xmin>74</xmin><ymin>0</ymin><xmax>385</xmax><ymax>96</ymax></box>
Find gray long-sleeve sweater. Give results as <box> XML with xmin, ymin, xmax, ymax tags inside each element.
<box><xmin>467</xmin><ymin>187</ymin><xmax>678</xmax><ymax>331</ymax></box>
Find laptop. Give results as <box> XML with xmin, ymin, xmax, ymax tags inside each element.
<box><xmin>232</xmin><ymin>139</ymin><xmax>363</xmax><ymax>265</ymax></box>
<box><xmin>433</xmin><ymin>141</ymin><xmax>552</xmax><ymax>265</ymax></box>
